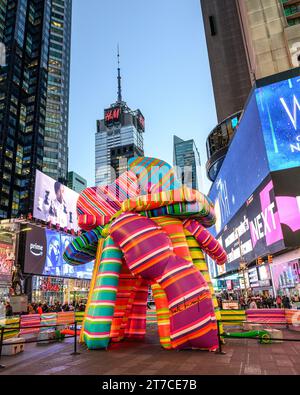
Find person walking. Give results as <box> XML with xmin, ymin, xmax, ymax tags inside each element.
<box><xmin>37</xmin><ymin>303</ymin><xmax>43</xmax><ymax>315</ymax></box>
<box><xmin>5</xmin><ymin>302</ymin><xmax>13</xmax><ymax>317</ymax></box>
<box><xmin>276</xmin><ymin>295</ymin><xmax>282</xmax><ymax>308</ymax></box>
<box><xmin>249</xmin><ymin>298</ymin><xmax>258</xmax><ymax>309</ymax></box>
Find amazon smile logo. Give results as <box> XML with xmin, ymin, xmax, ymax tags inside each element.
<box><xmin>30</xmin><ymin>243</ymin><xmax>44</xmax><ymax>257</ymax></box>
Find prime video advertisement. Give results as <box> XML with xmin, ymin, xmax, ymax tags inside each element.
<box><xmin>33</xmin><ymin>170</ymin><xmax>79</xmax><ymax>231</ymax></box>
<box><xmin>256</xmin><ymin>74</ymin><xmax>300</xmax><ymax>172</ymax></box>
<box><xmin>24</xmin><ymin>226</ymin><xmax>94</xmax><ymax>280</ymax></box>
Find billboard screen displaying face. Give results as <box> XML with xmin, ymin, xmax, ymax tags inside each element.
<box><xmin>209</xmin><ymin>92</ymin><xmax>270</xmax><ymax>236</ymax></box>
<box><xmin>33</xmin><ymin>170</ymin><xmax>79</xmax><ymax>231</ymax></box>
<box><xmin>256</xmin><ymin>75</ymin><xmax>300</xmax><ymax>172</ymax></box>
<box><xmin>24</xmin><ymin>226</ymin><xmax>93</xmax><ymax>280</ymax></box>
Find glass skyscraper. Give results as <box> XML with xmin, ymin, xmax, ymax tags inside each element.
<box><xmin>173</xmin><ymin>135</ymin><xmax>201</xmax><ymax>190</ymax></box>
<box><xmin>0</xmin><ymin>0</ymin><xmax>72</xmax><ymax>219</ymax></box>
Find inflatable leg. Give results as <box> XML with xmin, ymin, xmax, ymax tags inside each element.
<box><xmin>124</xmin><ymin>279</ymin><xmax>149</xmax><ymax>339</ymax></box>
<box><xmin>83</xmin><ymin>236</ymin><xmax>122</xmax><ymax>349</ymax></box>
<box><xmin>152</xmin><ymin>283</ymin><xmax>171</xmax><ymax>349</ymax></box>
<box><xmin>110</xmin><ymin>213</ymin><xmax>218</xmax><ymax>351</ymax></box>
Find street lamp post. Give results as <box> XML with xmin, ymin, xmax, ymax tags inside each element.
<box><xmin>235</xmin><ymin>228</ymin><xmax>248</xmax><ymax>302</ymax></box>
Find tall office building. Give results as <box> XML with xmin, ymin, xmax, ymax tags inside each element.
<box><xmin>201</xmin><ymin>0</ymin><xmax>300</xmax><ymax>182</ymax></box>
<box><xmin>0</xmin><ymin>0</ymin><xmax>72</xmax><ymax>219</ymax></box>
<box><xmin>201</xmin><ymin>0</ymin><xmax>300</xmax><ymax>123</ymax></box>
<box><xmin>173</xmin><ymin>135</ymin><xmax>201</xmax><ymax>190</ymax></box>
<box><xmin>68</xmin><ymin>171</ymin><xmax>87</xmax><ymax>194</ymax></box>
<box><xmin>95</xmin><ymin>53</ymin><xmax>144</xmax><ymax>186</ymax></box>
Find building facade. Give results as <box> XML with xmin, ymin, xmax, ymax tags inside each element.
<box><xmin>173</xmin><ymin>135</ymin><xmax>201</xmax><ymax>190</ymax></box>
<box><xmin>208</xmin><ymin>68</ymin><xmax>300</xmax><ymax>298</ymax></box>
<box><xmin>67</xmin><ymin>171</ymin><xmax>87</xmax><ymax>194</ymax></box>
<box><xmin>201</xmin><ymin>0</ymin><xmax>300</xmax><ymax>182</ymax></box>
<box><xmin>0</xmin><ymin>0</ymin><xmax>71</xmax><ymax>219</ymax></box>
<box><xmin>200</xmin><ymin>0</ymin><xmax>252</xmax><ymax>124</ymax></box>
<box><xmin>95</xmin><ymin>56</ymin><xmax>144</xmax><ymax>186</ymax></box>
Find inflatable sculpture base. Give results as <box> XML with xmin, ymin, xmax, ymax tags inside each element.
<box><xmin>64</xmin><ymin>157</ymin><xmax>227</xmax><ymax>351</ymax></box>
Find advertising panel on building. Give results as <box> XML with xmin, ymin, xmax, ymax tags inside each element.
<box><xmin>0</xmin><ymin>222</ymin><xmax>19</xmax><ymax>301</ymax></box>
<box><xmin>208</xmin><ymin>70</ymin><xmax>300</xmax><ymax>296</ymax></box>
<box><xmin>33</xmin><ymin>170</ymin><xmax>79</xmax><ymax>231</ymax></box>
<box><xmin>23</xmin><ymin>225</ymin><xmax>93</xmax><ymax>280</ymax></box>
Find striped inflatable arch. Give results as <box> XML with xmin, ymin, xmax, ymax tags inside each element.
<box><xmin>63</xmin><ymin>157</ymin><xmax>227</xmax><ymax>351</ymax></box>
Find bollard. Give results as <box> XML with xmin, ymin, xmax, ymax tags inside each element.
<box><xmin>217</xmin><ymin>320</ymin><xmax>226</xmax><ymax>355</ymax></box>
<box><xmin>0</xmin><ymin>326</ymin><xmax>5</xmax><ymax>369</ymax></box>
<box><xmin>71</xmin><ymin>321</ymin><xmax>80</xmax><ymax>356</ymax></box>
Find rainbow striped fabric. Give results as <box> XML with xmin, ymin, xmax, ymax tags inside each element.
<box><xmin>40</xmin><ymin>313</ymin><xmax>57</xmax><ymax>332</ymax></box>
<box><xmin>128</xmin><ymin>157</ymin><xmax>180</xmax><ymax>194</ymax></box>
<box><xmin>246</xmin><ymin>309</ymin><xmax>286</xmax><ymax>325</ymax></box>
<box><xmin>83</xmin><ymin>236</ymin><xmax>123</xmax><ymax>349</ymax></box>
<box><xmin>63</xmin><ymin>156</ymin><xmax>228</xmax><ymax>351</ymax></box>
<box><xmin>77</xmin><ymin>171</ymin><xmax>140</xmax><ymax>231</ymax></box>
<box><xmin>19</xmin><ymin>314</ymin><xmax>41</xmax><ymax>336</ymax></box>
<box><xmin>183</xmin><ymin>219</ymin><xmax>227</xmax><ymax>265</ymax></box>
<box><xmin>110</xmin><ymin>213</ymin><xmax>219</xmax><ymax>351</ymax></box>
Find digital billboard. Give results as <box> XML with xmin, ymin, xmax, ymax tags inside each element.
<box><xmin>0</xmin><ymin>223</ymin><xmax>18</xmax><ymax>283</ymax></box>
<box><xmin>216</xmin><ymin>176</ymin><xmax>286</xmax><ymax>273</ymax></box>
<box><xmin>270</xmin><ymin>260</ymin><xmax>300</xmax><ymax>295</ymax></box>
<box><xmin>33</xmin><ymin>170</ymin><xmax>79</xmax><ymax>231</ymax></box>
<box><xmin>272</xmin><ymin>166</ymin><xmax>300</xmax><ymax>248</ymax></box>
<box><xmin>256</xmin><ymin>74</ymin><xmax>300</xmax><ymax>172</ymax></box>
<box><xmin>24</xmin><ymin>225</ymin><xmax>93</xmax><ymax>280</ymax></box>
<box><xmin>0</xmin><ymin>239</ymin><xmax>15</xmax><ymax>282</ymax></box>
<box><xmin>209</xmin><ymin>91</ymin><xmax>270</xmax><ymax>235</ymax></box>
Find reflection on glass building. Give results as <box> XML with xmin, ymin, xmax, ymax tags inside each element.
<box><xmin>173</xmin><ymin>135</ymin><xmax>201</xmax><ymax>190</ymax></box>
<box><xmin>206</xmin><ymin>111</ymin><xmax>242</xmax><ymax>182</ymax></box>
<box><xmin>0</xmin><ymin>0</ymin><xmax>72</xmax><ymax>219</ymax></box>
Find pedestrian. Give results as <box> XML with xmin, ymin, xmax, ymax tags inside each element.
<box><xmin>276</xmin><ymin>295</ymin><xmax>282</xmax><ymax>308</ymax></box>
<box><xmin>37</xmin><ymin>303</ymin><xmax>43</xmax><ymax>315</ymax></box>
<box><xmin>5</xmin><ymin>302</ymin><xmax>13</xmax><ymax>317</ymax></box>
<box><xmin>28</xmin><ymin>303</ymin><xmax>35</xmax><ymax>314</ymax></box>
<box><xmin>283</xmin><ymin>295</ymin><xmax>291</xmax><ymax>309</ymax></box>
<box><xmin>249</xmin><ymin>298</ymin><xmax>258</xmax><ymax>309</ymax></box>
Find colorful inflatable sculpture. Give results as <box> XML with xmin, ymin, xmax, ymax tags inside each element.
<box><xmin>64</xmin><ymin>157</ymin><xmax>227</xmax><ymax>351</ymax></box>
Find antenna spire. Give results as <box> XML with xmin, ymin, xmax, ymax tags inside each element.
<box><xmin>117</xmin><ymin>45</ymin><xmax>122</xmax><ymax>103</ymax></box>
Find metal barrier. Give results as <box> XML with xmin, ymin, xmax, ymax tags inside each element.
<box><xmin>0</xmin><ymin>321</ymin><xmax>80</xmax><ymax>370</ymax></box>
<box><xmin>216</xmin><ymin>319</ymin><xmax>300</xmax><ymax>354</ymax></box>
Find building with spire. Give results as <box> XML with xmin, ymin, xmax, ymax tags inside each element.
<box><xmin>95</xmin><ymin>50</ymin><xmax>145</xmax><ymax>186</ymax></box>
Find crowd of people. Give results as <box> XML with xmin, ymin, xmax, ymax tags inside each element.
<box><xmin>3</xmin><ymin>300</ymin><xmax>87</xmax><ymax>317</ymax></box>
<box><xmin>217</xmin><ymin>290</ymin><xmax>300</xmax><ymax>310</ymax></box>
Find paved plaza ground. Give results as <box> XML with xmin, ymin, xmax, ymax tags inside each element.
<box><xmin>1</xmin><ymin>325</ymin><xmax>300</xmax><ymax>375</ymax></box>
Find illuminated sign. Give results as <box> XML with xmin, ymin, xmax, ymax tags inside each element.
<box><xmin>136</xmin><ymin>110</ymin><xmax>145</xmax><ymax>132</ymax></box>
<box><xmin>24</xmin><ymin>226</ymin><xmax>94</xmax><ymax>280</ymax></box>
<box><xmin>256</xmin><ymin>75</ymin><xmax>300</xmax><ymax>172</ymax></box>
<box><xmin>33</xmin><ymin>170</ymin><xmax>79</xmax><ymax>231</ymax></box>
<box><xmin>104</xmin><ymin>107</ymin><xmax>122</xmax><ymax>126</ymax></box>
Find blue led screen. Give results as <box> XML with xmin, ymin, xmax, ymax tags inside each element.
<box><xmin>256</xmin><ymin>75</ymin><xmax>300</xmax><ymax>172</ymax></box>
<box><xmin>209</xmin><ymin>91</ymin><xmax>270</xmax><ymax>236</ymax></box>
